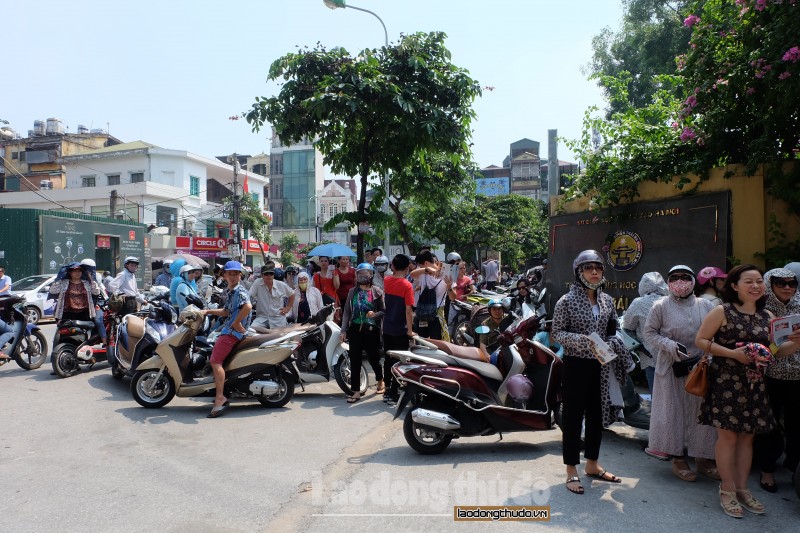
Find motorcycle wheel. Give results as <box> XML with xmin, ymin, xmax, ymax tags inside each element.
<box><xmin>403</xmin><ymin>409</ymin><xmax>453</xmax><ymax>455</ymax></box>
<box><xmin>13</xmin><ymin>330</ymin><xmax>48</xmax><ymax>370</ymax></box>
<box><xmin>256</xmin><ymin>373</ymin><xmax>295</xmax><ymax>408</ymax></box>
<box><xmin>333</xmin><ymin>354</ymin><xmax>369</xmax><ymax>396</ymax></box>
<box><xmin>452</xmin><ymin>319</ymin><xmax>471</xmax><ymax>346</ymax></box>
<box><xmin>51</xmin><ymin>343</ymin><xmax>81</xmax><ymax>378</ymax></box>
<box><xmin>131</xmin><ymin>369</ymin><xmax>175</xmax><ymax>408</ymax></box>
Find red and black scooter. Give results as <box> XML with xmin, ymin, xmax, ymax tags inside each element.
<box><xmin>389</xmin><ymin>312</ymin><xmax>563</xmax><ymax>454</ymax></box>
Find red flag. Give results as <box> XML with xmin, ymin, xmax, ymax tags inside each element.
<box><xmin>242</xmin><ymin>174</ymin><xmax>249</xmax><ymax>194</ymax></box>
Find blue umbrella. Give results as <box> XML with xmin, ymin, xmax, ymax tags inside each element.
<box><xmin>307</xmin><ymin>243</ymin><xmax>356</xmax><ymax>258</ymax></box>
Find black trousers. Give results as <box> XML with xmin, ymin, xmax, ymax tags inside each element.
<box><xmin>413</xmin><ymin>315</ymin><xmax>443</xmax><ymax>340</ymax></box>
<box><xmin>347</xmin><ymin>327</ymin><xmax>382</xmax><ymax>393</ymax></box>
<box><xmin>382</xmin><ymin>333</ymin><xmax>410</xmax><ymax>398</ymax></box>
<box><xmin>754</xmin><ymin>376</ymin><xmax>800</xmax><ymax>473</ymax></box>
<box><xmin>562</xmin><ymin>357</ymin><xmax>604</xmax><ymax>466</ymax></box>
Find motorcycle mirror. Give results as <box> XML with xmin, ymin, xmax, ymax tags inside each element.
<box><xmin>475</xmin><ymin>325</ymin><xmax>490</xmax><ymax>335</ymax></box>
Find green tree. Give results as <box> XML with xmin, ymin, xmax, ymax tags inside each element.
<box><xmin>588</xmin><ymin>0</ymin><xmax>691</xmax><ymax>116</ymax></box>
<box><xmin>225</xmin><ymin>193</ymin><xmax>271</xmax><ymax>261</ymax></box>
<box><xmin>246</xmin><ymin>31</ymin><xmax>482</xmax><ymax>259</ymax></box>
<box><xmin>279</xmin><ymin>232</ymin><xmax>300</xmax><ymax>267</ymax></box>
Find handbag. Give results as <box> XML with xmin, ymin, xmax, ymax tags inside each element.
<box><xmin>673</xmin><ymin>355</ymin><xmax>701</xmax><ymax>377</ymax></box>
<box><xmin>684</xmin><ymin>354</ymin><xmax>710</xmax><ymax>397</ymax></box>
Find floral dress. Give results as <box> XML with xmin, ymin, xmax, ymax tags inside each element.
<box><xmin>699</xmin><ymin>303</ymin><xmax>774</xmax><ymax>433</ymax></box>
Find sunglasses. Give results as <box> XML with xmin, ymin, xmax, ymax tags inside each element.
<box><xmin>669</xmin><ymin>275</ymin><xmax>693</xmax><ymax>282</ymax></box>
<box><xmin>582</xmin><ymin>264</ymin><xmax>604</xmax><ymax>272</ymax></box>
<box><xmin>772</xmin><ymin>278</ymin><xmax>798</xmax><ymax>289</ymax></box>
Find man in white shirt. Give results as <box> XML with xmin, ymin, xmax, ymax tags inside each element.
<box><xmin>108</xmin><ymin>257</ymin><xmax>145</xmax><ymax>316</ymax></box>
<box><xmin>249</xmin><ymin>262</ymin><xmax>294</xmax><ymax>328</ymax></box>
<box><xmin>483</xmin><ymin>256</ymin><xmax>500</xmax><ymax>290</ymax></box>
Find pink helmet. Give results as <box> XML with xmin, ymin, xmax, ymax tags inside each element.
<box><xmin>697</xmin><ymin>266</ymin><xmax>726</xmax><ymax>285</ymax></box>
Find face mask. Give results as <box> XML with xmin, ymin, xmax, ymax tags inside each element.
<box><xmin>357</xmin><ymin>275</ymin><xmax>373</xmax><ymax>285</ymax></box>
<box><xmin>375</xmin><ymin>264</ymin><xmax>388</xmax><ymax>273</ymax></box>
<box><xmin>668</xmin><ymin>279</ymin><xmax>694</xmax><ymax>298</ymax></box>
<box><xmin>578</xmin><ymin>272</ymin><xmax>605</xmax><ymax>290</ymax></box>
<box><xmin>298</xmin><ymin>282</ymin><xmax>308</xmax><ymax>290</ymax></box>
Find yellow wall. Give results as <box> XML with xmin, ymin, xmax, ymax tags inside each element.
<box><xmin>552</xmin><ymin>165</ymin><xmax>799</xmax><ymax>269</ymax></box>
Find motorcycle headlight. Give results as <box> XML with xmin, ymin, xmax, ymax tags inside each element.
<box><xmin>145</xmin><ymin>321</ymin><xmax>162</xmax><ymax>343</ymax></box>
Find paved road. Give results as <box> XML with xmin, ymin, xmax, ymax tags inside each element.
<box><xmin>1</xmin><ymin>324</ymin><xmax>797</xmax><ymax>532</ymax></box>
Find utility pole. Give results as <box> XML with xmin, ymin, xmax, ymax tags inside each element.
<box><xmin>228</xmin><ymin>153</ymin><xmax>242</xmax><ymax>261</ymax></box>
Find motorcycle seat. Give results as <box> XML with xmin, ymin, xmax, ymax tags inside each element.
<box><xmin>62</xmin><ymin>320</ymin><xmax>96</xmax><ymax>329</ymax></box>
<box><xmin>426</xmin><ymin>338</ymin><xmax>489</xmax><ymax>363</ymax></box>
<box><xmin>421</xmin><ymin>340</ymin><xmax>502</xmax><ymax>382</ymax></box>
<box><xmin>233</xmin><ymin>333</ymin><xmax>288</xmax><ymax>352</ymax></box>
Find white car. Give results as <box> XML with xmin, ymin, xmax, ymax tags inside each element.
<box><xmin>9</xmin><ymin>275</ymin><xmax>56</xmax><ymax>324</ymax></box>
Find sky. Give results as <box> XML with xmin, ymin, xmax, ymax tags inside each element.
<box><xmin>3</xmin><ymin>0</ymin><xmax>625</xmax><ymax>170</ymax></box>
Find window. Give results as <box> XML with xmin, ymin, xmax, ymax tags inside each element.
<box><xmin>250</xmin><ymin>192</ymin><xmax>259</xmax><ymax>203</ymax></box>
<box><xmin>11</xmin><ymin>151</ymin><xmax>18</xmax><ymax>160</ymax></box>
<box><xmin>19</xmin><ymin>152</ymin><xmax>26</xmax><ymax>162</ymax></box>
<box><xmin>320</xmin><ymin>205</ymin><xmax>326</xmax><ymax>216</ymax></box>
<box><xmin>82</xmin><ymin>176</ymin><xmax>96</xmax><ymax>187</ymax></box>
<box><xmin>331</xmin><ymin>205</ymin><xmax>337</xmax><ymax>216</ymax></box>
<box><xmin>190</xmin><ymin>176</ymin><xmax>200</xmax><ymax>196</ymax></box>
<box><xmin>107</xmin><ymin>174</ymin><xmax>120</xmax><ymax>186</ymax></box>
<box><xmin>131</xmin><ymin>172</ymin><xmax>144</xmax><ymax>183</ymax></box>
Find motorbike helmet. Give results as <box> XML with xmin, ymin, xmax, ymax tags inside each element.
<box><xmin>355</xmin><ymin>263</ymin><xmax>375</xmax><ymax>284</ymax></box>
<box><xmin>446</xmin><ymin>252</ymin><xmax>462</xmax><ymax>264</ymax></box>
<box><xmin>80</xmin><ymin>258</ymin><xmax>96</xmax><ymax>268</ymax></box>
<box><xmin>274</xmin><ymin>267</ymin><xmax>285</xmax><ymax>281</ymax></box>
<box><xmin>506</xmin><ymin>374</ymin><xmax>534</xmax><ymax>401</ymax></box>
<box><xmin>374</xmin><ymin>255</ymin><xmax>389</xmax><ymax>273</ymax></box>
<box><xmin>487</xmin><ymin>298</ymin><xmax>504</xmax><ymax>311</ymax></box>
<box><xmin>285</xmin><ymin>265</ymin><xmax>299</xmax><ymax>275</ymax></box>
<box><xmin>572</xmin><ymin>250</ymin><xmax>604</xmax><ymax>272</ymax></box>
<box><xmin>179</xmin><ymin>264</ymin><xmax>201</xmax><ymax>281</ymax></box>
<box><xmin>668</xmin><ymin>264</ymin><xmax>695</xmax><ymax>278</ymax></box>
<box><xmin>124</xmin><ymin>256</ymin><xmax>140</xmax><ymax>265</ymax></box>
<box><xmin>696</xmin><ymin>266</ymin><xmax>726</xmax><ymax>286</ymax></box>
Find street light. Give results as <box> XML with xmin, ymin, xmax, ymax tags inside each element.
<box><xmin>323</xmin><ymin>0</ymin><xmax>391</xmax><ymax>254</ymax></box>
<box><xmin>307</xmin><ymin>195</ymin><xmax>317</xmax><ymax>243</ymax></box>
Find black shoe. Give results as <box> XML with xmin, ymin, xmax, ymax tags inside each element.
<box><xmin>759</xmin><ymin>476</ymin><xmax>778</xmax><ymax>493</ymax></box>
<box><xmin>385</xmin><ymin>396</ymin><xmax>398</xmax><ymax>406</ymax></box>
<box><xmin>383</xmin><ymin>394</ymin><xmax>398</xmax><ymax>403</ymax></box>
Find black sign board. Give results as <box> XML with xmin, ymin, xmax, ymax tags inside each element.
<box><xmin>546</xmin><ymin>192</ymin><xmax>731</xmax><ymax>312</ymax></box>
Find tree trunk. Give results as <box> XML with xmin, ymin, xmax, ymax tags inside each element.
<box><xmin>355</xmin><ymin>136</ymin><xmax>372</xmax><ymax>261</ymax></box>
<box><xmin>389</xmin><ymin>197</ymin><xmax>415</xmax><ymax>255</ymax></box>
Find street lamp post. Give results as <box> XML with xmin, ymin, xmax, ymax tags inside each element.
<box><xmin>323</xmin><ymin>0</ymin><xmax>391</xmax><ymax>254</ymax></box>
<box><xmin>307</xmin><ymin>195</ymin><xmax>316</xmax><ymax>243</ymax></box>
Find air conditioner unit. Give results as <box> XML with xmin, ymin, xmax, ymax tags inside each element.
<box><xmin>39</xmin><ymin>180</ymin><xmax>53</xmax><ymax>190</ymax></box>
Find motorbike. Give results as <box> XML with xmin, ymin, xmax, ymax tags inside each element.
<box><xmin>130</xmin><ymin>306</ymin><xmax>302</xmax><ymax>410</ymax></box>
<box><xmin>389</xmin><ymin>311</ymin><xmax>563</xmax><ymax>454</ymax></box>
<box><xmin>0</xmin><ymin>295</ymin><xmax>49</xmax><ymax>370</ymax></box>
<box><xmin>284</xmin><ymin>304</ymin><xmax>368</xmax><ymax>396</ymax></box>
<box><xmin>51</xmin><ymin>302</ymin><xmax>115</xmax><ymax>378</ymax></box>
<box><xmin>109</xmin><ymin>300</ymin><xmax>177</xmax><ymax>380</ymax></box>
<box><xmin>614</xmin><ymin>316</ymin><xmax>652</xmax><ymax>430</ymax></box>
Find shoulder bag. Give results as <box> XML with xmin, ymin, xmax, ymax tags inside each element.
<box><xmin>684</xmin><ymin>353</ymin><xmax>710</xmax><ymax>397</ymax></box>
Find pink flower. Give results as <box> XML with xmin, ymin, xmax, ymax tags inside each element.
<box><xmin>779</xmin><ymin>71</ymin><xmax>792</xmax><ymax>80</ymax></box>
<box><xmin>783</xmin><ymin>46</ymin><xmax>800</xmax><ymax>63</ymax></box>
<box><xmin>671</xmin><ymin>122</ymin><xmax>680</xmax><ymax>129</ymax></box>
<box><xmin>680</xmin><ymin>127</ymin><xmax>696</xmax><ymax>142</ymax></box>
<box><xmin>685</xmin><ymin>95</ymin><xmax>698</xmax><ymax>107</ymax></box>
<box><xmin>755</xmin><ymin>0</ymin><xmax>767</xmax><ymax>10</ymax></box>
<box><xmin>684</xmin><ymin>15</ymin><xmax>700</xmax><ymax>27</ymax></box>
<box><xmin>747</xmin><ymin>87</ymin><xmax>756</xmax><ymax>95</ymax></box>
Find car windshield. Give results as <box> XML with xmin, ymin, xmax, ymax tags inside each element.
<box><xmin>10</xmin><ymin>275</ymin><xmax>52</xmax><ymax>291</ymax></box>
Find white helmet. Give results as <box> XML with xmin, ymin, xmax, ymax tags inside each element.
<box><xmin>80</xmin><ymin>258</ymin><xmax>96</xmax><ymax>268</ymax></box>
<box><xmin>179</xmin><ymin>264</ymin><xmax>200</xmax><ymax>279</ymax></box>
<box><xmin>446</xmin><ymin>252</ymin><xmax>462</xmax><ymax>264</ymax></box>
<box><xmin>124</xmin><ymin>256</ymin><xmax>140</xmax><ymax>265</ymax></box>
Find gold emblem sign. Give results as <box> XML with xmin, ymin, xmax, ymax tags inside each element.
<box><xmin>607</xmin><ymin>230</ymin><xmax>642</xmax><ymax>272</ymax></box>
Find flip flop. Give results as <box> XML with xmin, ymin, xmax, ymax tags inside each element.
<box><xmin>375</xmin><ymin>384</ymin><xmax>386</xmax><ymax>394</ymax></box>
<box><xmin>586</xmin><ymin>469</ymin><xmax>622</xmax><ymax>483</ymax></box>
<box><xmin>207</xmin><ymin>400</ymin><xmax>230</xmax><ymax>418</ymax></box>
<box><xmin>672</xmin><ymin>461</ymin><xmax>697</xmax><ymax>482</ymax></box>
<box><xmin>347</xmin><ymin>395</ymin><xmax>361</xmax><ymax>403</ymax></box>
<box><xmin>566</xmin><ymin>476</ymin><xmax>584</xmax><ymax>495</ymax></box>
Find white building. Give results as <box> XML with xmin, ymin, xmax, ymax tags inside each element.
<box><xmin>0</xmin><ymin>140</ymin><xmax>269</xmax><ymax>259</ymax></box>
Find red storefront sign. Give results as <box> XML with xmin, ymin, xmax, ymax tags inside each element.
<box><xmin>174</xmin><ymin>236</ymin><xmax>271</xmax><ymax>256</ymax></box>
<box><xmin>97</xmin><ymin>235</ymin><xmax>111</xmax><ymax>248</ymax></box>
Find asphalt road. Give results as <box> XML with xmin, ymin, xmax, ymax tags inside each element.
<box><xmin>1</xmin><ymin>323</ymin><xmax>797</xmax><ymax>532</ymax></box>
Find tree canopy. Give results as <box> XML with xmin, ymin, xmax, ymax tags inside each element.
<box><xmin>246</xmin><ymin>31</ymin><xmax>482</xmax><ymax>259</ymax></box>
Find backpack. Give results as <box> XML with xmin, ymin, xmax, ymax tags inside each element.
<box><xmin>416</xmin><ymin>278</ymin><xmax>442</xmax><ymax>322</ymax></box>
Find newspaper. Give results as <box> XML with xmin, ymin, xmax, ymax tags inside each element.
<box><xmin>770</xmin><ymin>314</ymin><xmax>800</xmax><ymax>346</ymax></box>
<box><xmin>444</xmin><ymin>263</ymin><xmax>459</xmax><ymax>284</ymax></box>
<box><xmin>588</xmin><ymin>332</ymin><xmax>618</xmax><ymax>365</ymax></box>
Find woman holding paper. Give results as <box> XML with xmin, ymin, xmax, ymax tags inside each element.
<box><xmin>643</xmin><ymin>265</ymin><xmax>718</xmax><ymax>482</ymax></box>
<box><xmin>754</xmin><ymin>267</ymin><xmax>800</xmax><ymax>493</ymax></box>
<box><xmin>552</xmin><ymin>250</ymin><xmax>633</xmax><ymax>495</ymax></box>
<box><xmin>695</xmin><ymin>264</ymin><xmax>799</xmax><ymax>518</ymax></box>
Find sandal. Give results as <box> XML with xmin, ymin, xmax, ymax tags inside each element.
<box><xmin>672</xmin><ymin>459</ymin><xmax>697</xmax><ymax>482</ymax></box>
<box><xmin>585</xmin><ymin>469</ymin><xmax>621</xmax><ymax>483</ymax></box>
<box><xmin>736</xmin><ymin>489</ymin><xmax>765</xmax><ymax>515</ymax></box>
<box><xmin>696</xmin><ymin>460</ymin><xmax>721</xmax><ymax>481</ymax></box>
<box><xmin>759</xmin><ymin>474</ymin><xmax>777</xmax><ymax>493</ymax></box>
<box><xmin>347</xmin><ymin>394</ymin><xmax>361</xmax><ymax>404</ymax></box>
<box><xmin>719</xmin><ymin>486</ymin><xmax>743</xmax><ymax>518</ymax></box>
<box><xmin>375</xmin><ymin>381</ymin><xmax>385</xmax><ymax>395</ymax></box>
<box><xmin>565</xmin><ymin>476</ymin><xmax>584</xmax><ymax>495</ymax></box>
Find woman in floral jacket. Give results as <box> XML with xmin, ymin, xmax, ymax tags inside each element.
<box><xmin>552</xmin><ymin>250</ymin><xmax>633</xmax><ymax>495</ymax></box>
